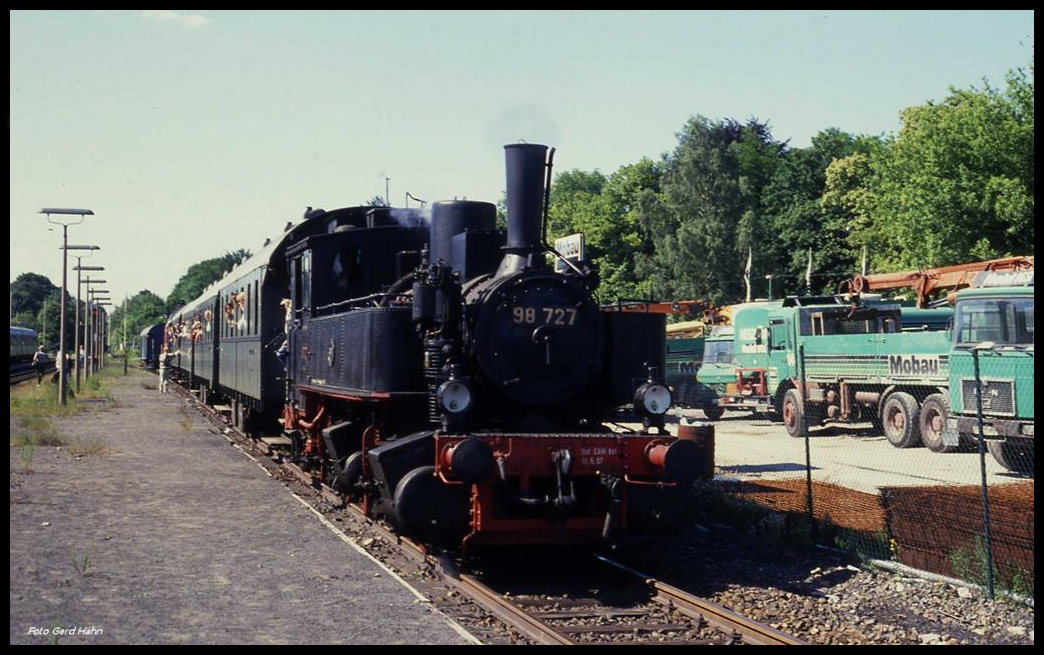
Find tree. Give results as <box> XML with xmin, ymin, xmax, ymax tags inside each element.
<box><xmin>636</xmin><ymin>116</ymin><xmax>785</xmax><ymax>305</ymax></box>
<box><xmin>759</xmin><ymin>129</ymin><xmax>866</xmax><ymax>296</ymax></box>
<box><xmin>10</xmin><ymin>272</ymin><xmax>57</xmax><ymax>320</ymax></box>
<box><xmin>547</xmin><ymin>169</ymin><xmax>607</xmax><ymax>239</ymax></box>
<box><xmin>108</xmin><ymin>290</ymin><xmax>170</xmax><ymax>350</ymax></box>
<box><xmin>36</xmin><ymin>288</ymin><xmax>77</xmax><ymax>350</ymax></box>
<box><xmin>545</xmin><ymin>163</ymin><xmax>663</xmax><ymax>302</ymax></box>
<box><xmin>867</xmin><ymin>63</ymin><xmax>1034</xmax><ymax>269</ymax></box>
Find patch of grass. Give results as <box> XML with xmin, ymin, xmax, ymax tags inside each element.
<box><xmin>9</xmin><ymin>382</ymin><xmax>80</xmax><ymax>419</ymax></box>
<box><xmin>950</xmin><ymin>537</ymin><xmax>1035</xmax><ymax>598</ymax></box>
<box><xmin>70</xmin><ymin>548</ymin><xmax>91</xmax><ymax>575</ymax></box>
<box><xmin>829</xmin><ymin>526</ymin><xmax>892</xmax><ymax>564</ymax></box>
<box><xmin>20</xmin><ymin>442</ymin><xmax>34</xmax><ymax>474</ymax></box>
<box><xmin>50</xmin><ymin>615</ymin><xmax>62</xmax><ymax>646</ymax></box>
<box><xmin>11</xmin><ymin>414</ymin><xmax>69</xmax><ymax>449</ymax></box>
<box><xmin>66</xmin><ymin>438</ymin><xmax>116</xmax><ymax>458</ymax></box>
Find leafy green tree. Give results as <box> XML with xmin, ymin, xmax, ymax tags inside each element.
<box><xmin>545</xmin><ymin>163</ymin><xmax>662</xmax><ymax>302</ymax></box>
<box><xmin>108</xmin><ymin>290</ymin><xmax>169</xmax><ymax>349</ymax></box>
<box><xmin>868</xmin><ymin>64</ymin><xmax>1034</xmax><ymax>269</ymax></box>
<box><xmin>547</xmin><ymin>169</ymin><xmax>607</xmax><ymax>238</ymax></box>
<box><xmin>36</xmin><ymin>288</ymin><xmax>77</xmax><ymax>350</ymax></box>
<box><xmin>10</xmin><ymin>272</ymin><xmax>57</xmax><ymax>319</ymax></box>
<box><xmin>636</xmin><ymin>116</ymin><xmax>784</xmax><ymax>305</ymax></box>
<box><xmin>759</xmin><ymin>129</ymin><xmax>867</xmax><ymax>296</ymax></box>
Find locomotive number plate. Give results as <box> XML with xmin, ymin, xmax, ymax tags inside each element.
<box><xmin>512</xmin><ymin>306</ymin><xmax>578</xmax><ymax>326</ymax></box>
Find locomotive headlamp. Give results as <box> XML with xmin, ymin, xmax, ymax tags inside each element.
<box><xmin>438</xmin><ymin>379</ymin><xmax>473</xmax><ymax>414</ymax></box>
<box><xmin>635</xmin><ymin>382</ymin><xmax>672</xmax><ymax>416</ymax></box>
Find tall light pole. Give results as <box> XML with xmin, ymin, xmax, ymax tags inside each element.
<box><xmin>123</xmin><ymin>296</ymin><xmax>129</xmax><ymax>375</ymax></box>
<box><xmin>89</xmin><ymin>288</ymin><xmax>111</xmax><ymax>375</ymax></box>
<box><xmin>83</xmin><ymin>278</ymin><xmax>106</xmax><ymax>382</ymax></box>
<box><xmin>96</xmin><ymin>302</ymin><xmax>113</xmax><ymax>371</ymax></box>
<box><xmin>71</xmin><ymin>256</ymin><xmax>102</xmax><ymax>393</ymax></box>
<box><xmin>41</xmin><ymin>208</ymin><xmax>94</xmax><ymax>405</ymax></box>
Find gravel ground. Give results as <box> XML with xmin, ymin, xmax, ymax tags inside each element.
<box><xmin>9</xmin><ymin>370</ymin><xmax>473</xmax><ymax>645</ymax></box>
<box><xmin>620</xmin><ymin>521</ymin><xmax>1034</xmax><ymax>646</ymax></box>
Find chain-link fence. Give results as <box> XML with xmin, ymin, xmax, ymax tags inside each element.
<box><xmin>693</xmin><ymin>344</ymin><xmax>1034</xmax><ymax>600</ymax></box>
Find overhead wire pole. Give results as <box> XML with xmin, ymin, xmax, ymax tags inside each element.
<box><xmin>41</xmin><ymin>208</ymin><xmax>94</xmax><ymax>405</ymax></box>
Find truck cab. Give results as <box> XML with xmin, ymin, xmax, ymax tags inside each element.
<box><xmin>945</xmin><ymin>274</ymin><xmax>1034</xmax><ymax>475</ymax></box>
<box><xmin>696</xmin><ymin>303</ymin><xmax>774</xmax><ymax>419</ymax></box>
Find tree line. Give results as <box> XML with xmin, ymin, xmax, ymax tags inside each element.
<box><xmin>547</xmin><ymin>61</ymin><xmax>1033</xmax><ymax>305</ymax></box>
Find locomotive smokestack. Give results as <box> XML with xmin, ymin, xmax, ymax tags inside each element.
<box><xmin>500</xmin><ymin>143</ymin><xmax>549</xmax><ymax>275</ymax></box>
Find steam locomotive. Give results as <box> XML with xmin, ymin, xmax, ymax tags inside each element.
<box><xmin>168</xmin><ymin>144</ymin><xmax>700</xmax><ymax>550</ymax></box>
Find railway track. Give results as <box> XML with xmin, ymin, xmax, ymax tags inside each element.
<box><xmin>435</xmin><ymin>554</ymin><xmax>804</xmax><ymax>645</ymax></box>
<box><xmin>172</xmin><ymin>378</ymin><xmax>803</xmax><ymax>645</ymax></box>
<box><xmin>10</xmin><ymin>366</ymin><xmax>54</xmax><ymax>386</ymax></box>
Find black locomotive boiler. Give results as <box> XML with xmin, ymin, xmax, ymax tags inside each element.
<box><xmin>169</xmin><ymin>144</ymin><xmax>700</xmax><ymax>550</ymax></box>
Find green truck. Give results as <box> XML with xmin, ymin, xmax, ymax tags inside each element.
<box><xmin>693</xmin><ymin>304</ymin><xmax>772</xmax><ymax>418</ymax></box>
<box><xmin>671</xmin><ymin>325</ymin><xmax>735</xmax><ymax>419</ymax></box>
<box><xmin>693</xmin><ymin>300</ymin><xmax>956</xmax><ymax>422</ymax></box>
<box><xmin>943</xmin><ymin>276</ymin><xmax>1034</xmax><ymax>474</ymax></box>
<box><xmin>693</xmin><ymin>278</ymin><xmax>1033</xmax><ymax>474</ymax></box>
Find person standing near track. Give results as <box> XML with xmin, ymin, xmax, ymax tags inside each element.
<box><xmin>32</xmin><ymin>345</ymin><xmax>49</xmax><ymax>386</ymax></box>
<box><xmin>158</xmin><ymin>345</ymin><xmax>180</xmax><ymax>394</ymax></box>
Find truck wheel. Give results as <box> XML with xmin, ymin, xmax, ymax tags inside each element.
<box><xmin>919</xmin><ymin>394</ymin><xmax>955</xmax><ymax>453</ymax></box>
<box><xmin>782</xmin><ymin>389</ymin><xmax>804</xmax><ymax>438</ymax></box>
<box><xmin>987</xmin><ymin>439</ymin><xmax>1035</xmax><ymax>476</ymax></box>
<box><xmin>882</xmin><ymin>392</ymin><xmax>921</xmax><ymax>448</ymax></box>
<box><xmin>702</xmin><ymin>405</ymin><xmax>724</xmax><ymax>421</ymax></box>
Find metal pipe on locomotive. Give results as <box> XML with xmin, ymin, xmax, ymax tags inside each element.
<box><xmin>282</xmin><ymin>144</ymin><xmax>700</xmax><ymax>550</ymax></box>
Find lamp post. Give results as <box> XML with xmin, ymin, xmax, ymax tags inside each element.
<box><xmin>96</xmin><ymin>302</ymin><xmax>113</xmax><ymax>371</ymax></box>
<box><xmin>72</xmin><ymin>258</ymin><xmax>102</xmax><ymax>393</ymax></box>
<box><xmin>89</xmin><ymin>288</ymin><xmax>111</xmax><ymax>375</ymax></box>
<box><xmin>41</xmin><ymin>207</ymin><xmax>94</xmax><ymax>405</ymax></box>
<box><xmin>83</xmin><ymin>278</ymin><xmax>107</xmax><ymax>382</ymax></box>
<box><xmin>123</xmin><ymin>296</ymin><xmax>128</xmax><ymax>376</ymax></box>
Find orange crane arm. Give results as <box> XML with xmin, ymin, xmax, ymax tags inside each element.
<box><xmin>849</xmin><ymin>256</ymin><xmax>1034</xmax><ymax>308</ymax></box>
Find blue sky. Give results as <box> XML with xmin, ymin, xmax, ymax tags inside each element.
<box><xmin>10</xmin><ymin>10</ymin><xmax>1034</xmax><ymax>307</ymax></box>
